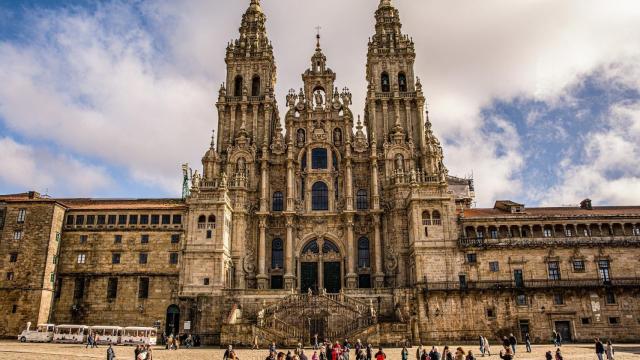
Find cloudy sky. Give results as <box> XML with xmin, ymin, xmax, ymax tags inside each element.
<box><xmin>1</xmin><ymin>0</ymin><xmax>639</xmax><ymax>207</ymax></box>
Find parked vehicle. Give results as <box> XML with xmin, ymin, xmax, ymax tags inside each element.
<box><xmin>89</xmin><ymin>326</ymin><xmax>122</xmax><ymax>345</ymax></box>
<box><xmin>18</xmin><ymin>323</ymin><xmax>55</xmax><ymax>343</ymax></box>
<box><xmin>120</xmin><ymin>327</ymin><xmax>157</xmax><ymax>346</ymax></box>
<box><xmin>52</xmin><ymin>325</ymin><xmax>89</xmax><ymax>344</ymax></box>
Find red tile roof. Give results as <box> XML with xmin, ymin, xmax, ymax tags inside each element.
<box><xmin>463</xmin><ymin>206</ymin><xmax>640</xmax><ymax>219</ymax></box>
<box><xmin>0</xmin><ymin>193</ymin><xmax>185</xmax><ymax>210</ymax></box>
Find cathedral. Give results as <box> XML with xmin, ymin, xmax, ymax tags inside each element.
<box><xmin>1</xmin><ymin>0</ymin><xmax>640</xmax><ymax>346</ymax></box>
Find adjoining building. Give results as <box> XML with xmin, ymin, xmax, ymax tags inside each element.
<box><xmin>1</xmin><ymin>0</ymin><xmax>639</xmax><ymax>345</ymax></box>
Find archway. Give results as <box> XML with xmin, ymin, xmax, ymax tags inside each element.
<box><xmin>165</xmin><ymin>305</ymin><xmax>180</xmax><ymax>336</ymax></box>
<box><xmin>299</xmin><ymin>238</ymin><xmax>342</xmax><ymax>294</ymax></box>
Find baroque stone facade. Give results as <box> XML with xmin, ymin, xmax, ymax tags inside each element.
<box><xmin>1</xmin><ymin>0</ymin><xmax>640</xmax><ymax>345</ymax></box>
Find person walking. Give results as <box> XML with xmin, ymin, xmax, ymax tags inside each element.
<box><xmin>374</xmin><ymin>347</ymin><xmax>386</xmax><ymax>360</ymax></box>
<box><xmin>401</xmin><ymin>346</ymin><xmax>409</xmax><ymax>360</ymax></box>
<box><xmin>252</xmin><ymin>335</ymin><xmax>260</xmax><ymax>350</ymax></box>
<box><xmin>107</xmin><ymin>343</ymin><xmax>116</xmax><ymax>360</ymax></box>
<box><xmin>443</xmin><ymin>346</ymin><xmax>453</xmax><ymax>360</ymax></box>
<box><xmin>300</xmin><ymin>349</ymin><xmax>309</xmax><ymax>360</ymax></box>
<box><xmin>508</xmin><ymin>334</ymin><xmax>517</xmax><ymax>354</ymax></box>
<box><xmin>595</xmin><ymin>338</ymin><xmax>605</xmax><ymax>360</ymax></box>
<box><xmin>545</xmin><ymin>351</ymin><xmax>553</xmax><ymax>360</ymax></box>
<box><xmin>223</xmin><ymin>345</ymin><xmax>234</xmax><ymax>360</ymax></box>
<box><xmin>416</xmin><ymin>345</ymin><xmax>424</xmax><ymax>360</ymax></box>
<box><xmin>606</xmin><ymin>340</ymin><xmax>615</xmax><ymax>360</ymax></box>
<box><xmin>483</xmin><ymin>337</ymin><xmax>491</xmax><ymax>356</ymax></box>
<box><xmin>366</xmin><ymin>344</ymin><xmax>373</xmax><ymax>360</ymax></box>
<box><xmin>555</xmin><ymin>331</ymin><xmax>562</xmax><ymax>347</ymax></box>
<box><xmin>86</xmin><ymin>332</ymin><xmax>93</xmax><ymax>349</ymax></box>
<box><xmin>479</xmin><ymin>336</ymin><xmax>485</xmax><ymax>357</ymax></box>
<box><xmin>430</xmin><ymin>346</ymin><xmax>442</xmax><ymax>360</ymax></box>
<box><xmin>554</xmin><ymin>349</ymin><xmax>563</xmax><ymax>360</ymax></box>
<box><xmin>343</xmin><ymin>339</ymin><xmax>352</xmax><ymax>360</ymax></box>
<box><xmin>524</xmin><ymin>333</ymin><xmax>531</xmax><ymax>353</ymax></box>
<box><xmin>270</xmin><ymin>342</ymin><xmax>277</xmax><ymax>354</ymax></box>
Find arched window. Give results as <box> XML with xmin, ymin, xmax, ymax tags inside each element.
<box><xmin>272</xmin><ymin>192</ymin><xmax>284</xmax><ymax>212</ymax></box>
<box><xmin>381</xmin><ymin>72</ymin><xmax>390</xmax><ymax>92</ymax></box>
<box><xmin>398</xmin><ymin>72</ymin><xmax>407</xmax><ymax>92</ymax></box>
<box><xmin>356</xmin><ymin>190</ymin><xmax>368</xmax><ymax>211</ymax></box>
<box><xmin>234</xmin><ymin>75</ymin><xmax>243</xmax><ymax>97</ymax></box>
<box><xmin>271</xmin><ymin>238</ymin><xmax>283</xmax><ymax>269</ymax></box>
<box><xmin>198</xmin><ymin>215</ymin><xmax>206</xmax><ymax>223</ymax></box>
<box><xmin>322</xmin><ymin>240</ymin><xmax>339</xmax><ymax>254</ymax></box>
<box><xmin>302</xmin><ymin>240</ymin><xmax>320</xmax><ymax>254</ymax></box>
<box><xmin>432</xmin><ymin>210</ymin><xmax>441</xmax><ymax>225</ymax></box>
<box><xmin>311</xmin><ymin>182</ymin><xmax>329</xmax><ymax>211</ymax></box>
<box><xmin>251</xmin><ymin>75</ymin><xmax>260</xmax><ymax>96</ymax></box>
<box><xmin>312</xmin><ymin>148</ymin><xmax>328</xmax><ymax>169</ymax></box>
<box><xmin>421</xmin><ymin>211</ymin><xmax>431</xmax><ymax>226</ymax></box>
<box><xmin>208</xmin><ymin>215</ymin><xmax>216</xmax><ymax>229</ymax></box>
<box><xmin>358</xmin><ymin>237</ymin><xmax>370</xmax><ymax>268</ymax></box>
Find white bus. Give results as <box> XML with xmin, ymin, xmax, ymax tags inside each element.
<box><xmin>120</xmin><ymin>327</ymin><xmax>157</xmax><ymax>346</ymax></box>
<box><xmin>18</xmin><ymin>323</ymin><xmax>55</xmax><ymax>343</ymax></box>
<box><xmin>53</xmin><ymin>325</ymin><xmax>89</xmax><ymax>344</ymax></box>
<box><xmin>89</xmin><ymin>326</ymin><xmax>123</xmax><ymax>345</ymax></box>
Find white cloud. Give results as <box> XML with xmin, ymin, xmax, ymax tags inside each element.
<box><xmin>0</xmin><ymin>137</ymin><xmax>113</xmax><ymax>196</ymax></box>
<box><xmin>0</xmin><ymin>0</ymin><xmax>640</xmax><ymax>205</ymax></box>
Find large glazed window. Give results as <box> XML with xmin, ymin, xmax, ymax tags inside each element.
<box><xmin>311</xmin><ymin>148</ymin><xmax>328</xmax><ymax>169</ymax></box>
<box><xmin>272</xmin><ymin>192</ymin><xmax>284</xmax><ymax>212</ymax></box>
<box><xmin>251</xmin><ymin>75</ymin><xmax>260</xmax><ymax>96</ymax></box>
<box><xmin>311</xmin><ymin>182</ymin><xmax>329</xmax><ymax>211</ymax></box>
<box><xmin>358</xmin><ymin>237</ymin><xmax>370</xmax><ymax>268</ymax></box>
<box><xmin>271</xmin><ymin>238</ymin><xmax>284</xmax><ymax>269</ymax></box>
<box><xmin>234</xmin><ymin>75</ymin><xmax>243</xmax><ymax>97</ymax></box>
<box><xmin>356</xmin><ymin>190</ymin><xmax>368</xmax><ymax>211</ymax></box>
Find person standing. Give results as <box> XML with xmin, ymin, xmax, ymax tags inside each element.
<box><xmin>454</xmin><ymin>347</ymin><xmax>465</xmax><ymax>360</ymax></box>
<box><xmin>554</xmin><ymin>349</ymin><xmax>563</xmax><ymax>360</ymax></box>
<box><xmin>107</xmin><ymin>343</ymin><xmax>116</xmax><ymax>360</ymax></box>
<box><xmin>252</xmin><ymin>335</ymin><xmax>260</xmax><ymax>350</ymax></box>
<box><xmin>401</xmin><ymin>346</ymin><xmax>409</xmax><ymax>360</ymax></box>
<box><xmin>430</xmin><ymin>346</ymin><xmax>441</xmax><ymax>360</ymax></box>
<box><xmin>555</xmin><ymin>331</ymin><xmax>562</xmax><ymax>347</ymax></box>
<box><xmin>478</xmin><ymin>336</ymin><xmax>485</xmax><ymax>357</ymax></box>
<box><xmin>595</xmin><ymin>338</ymin><xmax>605</xmax><ymax>360</ymax></box>
<box><xmin>501</xmin><ymin>337</ymin><xmax>509</xmax><ymax>350</ymax></box>
<box><xmin>498</xmin><ymin>348</ymin><xmax>513</xmax><ymax>360</ymax></box>
<box><xmin>466</xmin><ymin>350</ymin><xmax>476</xmax><ymax>360</ymax></box>
<box><xmin>375</xmin><ymin>347</ymin><xmax>386</xmax><ymax>360</ymax></box>
<box><xmin>545</xmin><ymin>351</ymin><xmax>553</xmax><ymax>360</ymax></box>
<box><xmin>343</xmin><ymin>339</ymin><xmax>352</xmax><ymax>360</ymax></box>
<box><xmin>443</xmin><ymin>346</ymin><xmax>453</xmax><ymax>360</ymax></box>
<box><xmin>366</xmin><ymin>344</ymin><xmax>373</xmax><ymax>360</ymax></box>
<box><xmin>314</xmin><ymin>334</ymin><xmax>319</xmax><ymax>350</ymax></box>
<box><xmin>319</xmin><ymin>347</ymin><xmax>328</xmax><ymax>360</ymax></box>
<box><xmin>224</xmin><ymin>345</ymin><xmax>233</xmax><ymax>360</ymax></box>
<box><xmin>483</xmin><ymin>337</ymin><xmax>491</xmax><ymax>356</ymax></box>
<box><xmin>508</xmin><ymin>334</ymin><xmax>517</xmax><ymax>354</ymax></box>
<box><xmin>524</xmin><ymin>333</ymin><xmax>531</xmax><ymax>353</ymax></box>
<box><xmin>606</xmin><ymin>340</ymin><xmax>615</xmax><ymax>360</ymax></box>
<box><xmin>416</xmin><ymin>345</ymin><xmax>424</xmax><ymax>360</ymax></box>
<box><xmin>86</xmin><ymin>332</ymin><xmax>93</xmax><ymax>349</ymax></box>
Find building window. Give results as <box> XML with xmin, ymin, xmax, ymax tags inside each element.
<box><xmin>206</xmin><ymin>230</ymin><xmax>212</xmax><ymax>239</ymax></box>
<box><xmin>9</xmin><ymin>253</ymin><xmax>18</xmax><ymax>262</ymax></box>
<box><xmin>162</xmin><ymin>214</ymin><xmax>171</xmax><ymax>225</ymax></box>
<box><xmin>12</xmin><ymin>305</ymin><xmax>17</xmax><ymax>313</ymax></box>
<box><xmin>151</xmin><ymin>215</ymin><xmax>160</xmax><ymax>225</ymax></box>
<box><xmin>107</xmin><ymin>277</ymin><xmax>118</xmax><ymax>299</ymax></box>
<box><xmin>108</xmin><ymin>215</ymin><xmax>116</xmax><ymax>225</ymax></box>
<box><xmin>203</xmin><ymin>278</ymin><xmax>210</xmax><ymax>286</ymax></box>
<box><xmin>86</xmin><ymin>215</ymin><xmax>95</xmax><ymax>225</ymax></box>
<box><xmin>598</xmin><ymin>260</ymin><xmax>611</xmax><ymax>282</ymax></box>
<box><xmin>432</xmin><ymin>211</ymin><xmax>442</xmax><ymax>225</ymax></box>
<box><xmin>53</xmin><ymin>255</ymin><xmax>57</xmax><ymax>264</ymax></box>
<box><xmin>381</xmin><ymin>72</ymin><xmax>390</xmax><ymax>92</ymax></box>
<box><xmin>208</xmin><ymin>215</ymin><xmax>216</xmax><ymax>228</ymax></box>
<box><xmin>112</xmin><ymin>253</ymin><xmax>121</xmax><ymax>264</ymax></box>
<box><xmin>581</xmin><ymin>317</ymin><xmax>591</xmax><ymax>325</ymax></box>
<box><xmin>605</xmin><ymin>291</ymin><xmax>616</xmax><ymax>304</ymax></box>
<box><xmin>633</xmin><ymin>226</ymin><xmax>640</xmax><ymax>236</ymax></box>
<box><xmin>422</xmin><ymin>211</ymin><xmax>431</xmax><ymax>226</ymax></box>
<box><xmin>138</xmin><ymin>277</ymin><xmax>149</xmax><ymax>299</ymax></box>
<box><xmin>490</xmin><ymin>229</ymin><xmax>498</xmax><ymax>239</ymax></box>
<box><xmin>118</xmin><ymin>215</ymin><xmax>127</xmax><ymax>225</ymax></box>
<box><xmin>272</xmin><ymin>192</ymin><xmax>284</xmax><ymax>211</ymax></box>
<box><xmin>311</xmin><ymin>182</ymin><xmax>329</xmax><ymax>211</ymax></box>
<box><xmin>54</xmin><ymin>278</ymin><xmax>63</xmax><ymax>299</ymax></box>
<box><xmin>50</xmin><ymin>273</ymin><xmax>55</xmax><ymax>283</ymax></box>
<box><xmin>17</xmin><ymin>209</ymin><xmax>26</xmax><ymax>223</ymax></box>
<box><xmin>565</xmin><ymin>228</ymin><xmax>573</xmax><ymax>237</ymax></box>
<box><xmin>114</xmin><ymin>235</ymin><xmax>122</xmax><ymax>244</ymax></box>
<box><xmin>129</xmin><ymin>215</ymin><xmax>138</xmax><ymax>225</ymax></box>
<box><xmin>251</xmin><ymin>75</ymin><xmax>260</xmax><ymax>96</ymax></box>
<box><xmin>477</xmin><ymin>230</ymin><xmax>484</xmax><ymax>239</ymax></box>
<box><xmin>80</xmin><ymin>235</ymin><xmax>88</xmax><ymax>244</ymax></box>
<box><xmin>141</xmin><ymin>234</ymin><xmax>149</xmax><ymax>244</ymax></box>
<box><xmin>553</xmin><ymin>293</ymin><xmax>564</xmax><ymax>305</ymax></box>
<box><xmin>172</xmin><ymin>214</ymin><xmax>182</xmax><ymax>224</ymax></box>
<box><xmin>140</xmin><ymin>215</ymin><xmax>149</xmax><ymax>225</ymax></box>
<box><xmin>609</xmin><ymin>317</ymin><xmax>620</xmax><ymax>325</ymax></box>
<box><xmin>548</xmin><ymin>261</ymin><xmax>561</xmax><ymax>280</ymax></box>
<box><xmin>271</xmin><ymin>239</ymin><xmax>284</xmax><ymax>269</ymax></box>
<box><xmin>311</xmin><ymin>148</ymin><xmax>328</xmax><ymax>169</ymax></box>
<box><xmin>466</xmin><ymin>253</ymin><xmax>477</xmax><ymax>264</ymax></box>
<box><xmin>543</xmin><ymin>228</ymin><xmax>553</xmax><ymax>237</ymax></box>
<box><xmin>398</xmin><ymin>72</ymin><xmax>407</xmax><ymax>92</ymax></box>
<box><xmin>75</xmin><ymin>215</ymin><xmax>85</xmax><ymax>225</ymax></box>
<box><xmin>358</xmin><ymin>237</ymin><xmax>370</xmax><ymax>268</ymax></box>
<box><xmin>489</xmin><ymin>261</ymin><xmax>499</xmax><ymax>272</ymax></box>
<box><xmin>356</xmin><ymin>190</ymin><xmax>368</xmax><ymax>211</ymax></box>
<box><xmin>73</xmin><ymin>278</ymin><xmax>85</xmax><ymax>299</ymax></box>
<box><xmin>97</xmin><ymin>215</ymin><xmax>106</xmax><ymax>225</ymax></box>
<box><xmin>234</xmin><ymin>75</ymin><xmax>243</xmax><ymax>97</ymax></box>
<box><xmin>486</xmin><ymin>308</ymin><xmax>496</xmax><ymax>318</ymax></box>
<box><xmin>516</xmin><ymin>293</ymin><xmax>527</xmax><ymax>306</ymax></box>
<box><xmin>13</xmin><ymin>230</ymin><xmax>23</xmax><ymax>240</ymax></box>
<box><xmin>66</xmin><ymin>215</ymin><xmax>74</xmax><ymax>225</ymax></box>
<box><xmin>171</xmin><ymin>234</ymin><xmax>180</xmax><ymax>244</ymax></box>
<box><xmin>169</xmin><ymin>252</ymin><xmax>179</xmax><ymax>264</ymax></box>
<box><xmin>6</xmin><ymin>272</ymin><xmax>14</xmax><ymax>281</ymax></box>
<box><xmin>572</xmin><ymin>259</ymin><xmax>585</xmax><ymax>272</ymax></box>
<box><xmin>77</xmin><ymin>253</ymin><xmax>86</xmax><ymax>264</ymax></box>
<box><xmin>139</xmin><ymin>253</ymin><xmax>148</xmax><ymax>265</ymax></box>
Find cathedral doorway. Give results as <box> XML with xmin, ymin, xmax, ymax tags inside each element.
<box><xmin>165</xmin><ymin>304</ymin><xmax>180</xmax><ymax>336</ymax></box>
<box><xmin>299</xmin><ymin>238</ymin><xmax>343</xmax><ymax>294</ymax></box>
<box><xmin>309</xmin><ymin>315</ymin><xmax>327</xmax><ymax>343</ymax></box>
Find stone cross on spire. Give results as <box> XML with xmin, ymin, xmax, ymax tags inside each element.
<box><xmin>210</xmin><ymin>129</ymin><xmax>216</xmax><ymax>148</ymax></box>
<box><xmin>315</xmin><ymin>25</ymin><xmax>322</xmax><ymax>49</ymax></box>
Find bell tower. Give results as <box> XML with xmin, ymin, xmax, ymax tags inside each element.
<box><xmin>216</xmin><ymin>0</ymin><xmax>278</xmax><ymax>154</ymax></box>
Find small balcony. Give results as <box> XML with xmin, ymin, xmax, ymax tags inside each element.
<box><xmin>458</xmin><ymin>235</ymin><xmax>640</xmax><ymax>249</ymax></box>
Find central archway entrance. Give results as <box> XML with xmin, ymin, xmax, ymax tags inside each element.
<box><xmin>299</xmin><ymin>238</ymin><xmax>342</xmax><ymax>294</ymax></box>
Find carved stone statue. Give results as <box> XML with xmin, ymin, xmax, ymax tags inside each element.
<box><xmin>297</xmin><ymin>129</ymin><xmax>306</xmax><ymax>146</ymax></box>
<box><xmin>314</xmin><ymin>90</ymin><xmax>324</xmax><ymax>107</ymax></box>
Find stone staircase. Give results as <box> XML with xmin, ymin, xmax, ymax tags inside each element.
<box><xmin>256</xmin><ymin>292</ymin><xmax>376</xmax><ymax>345</ymax></box>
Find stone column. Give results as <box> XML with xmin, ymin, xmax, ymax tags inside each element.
<box><xmin>229</xmin><ymin>106</ymin><xmax>237</xmax><ymax>143</ymax></box>
<box><xmin>371</xmin><ymin>156</ymin><xmax>380</xmax><ymax>210</ymax></box>
<box><xmin>260</xmin><ymin>149</ymin><xmax>269</xmax><ymax>212</ymax></box>
<box><xmin>345</xmin><ymin>216</ymin><xmax>357</xmax><ymax>288</ymax></box>
<box><xmin>405</xmin><ymin>102</ymin><xmax>413</xmax><ymax>142</ymax></box>
<box><xmin>373</xmin><ymin>214</ymin><xmax>384</xmax><ymax>288</ymax></box>
<box><xmin>345</xmin><ymin>152</ymin><xmax>354</xmax><ymax>211</ymax></box>
<box><xmin>382</xmin><ymin>101</ymin><xmax>389</xmax><ymax>141</ymax></box>
<box><xmin>257</xmin><ymin>216</ymin><xmax>268</xmax><ymax>289</ymax></box>
<box><xmin>286</xmin><ymin>156</ymin><xmax>295</xmax><ymax>211</ymax></box>
<box><xmin>284</xmin><ymin>217</ymin><xmax>295</xmax><ymax>290</ymax></box>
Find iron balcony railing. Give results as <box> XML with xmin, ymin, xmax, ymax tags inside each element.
<box><xmin>423</xmin><ymin>277</ymin><xmax>640</xmax><ymax>292</ymax></box>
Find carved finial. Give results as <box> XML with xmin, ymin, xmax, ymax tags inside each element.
<box><xmin>210</xmin><ymin>129</ymin><xmax>216</xmax><ymax>148</ymax></box>
<box><xmin>315</xmin><ymin>25</ymin><xmax>322</xmax><ymax>50</ymax></box>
